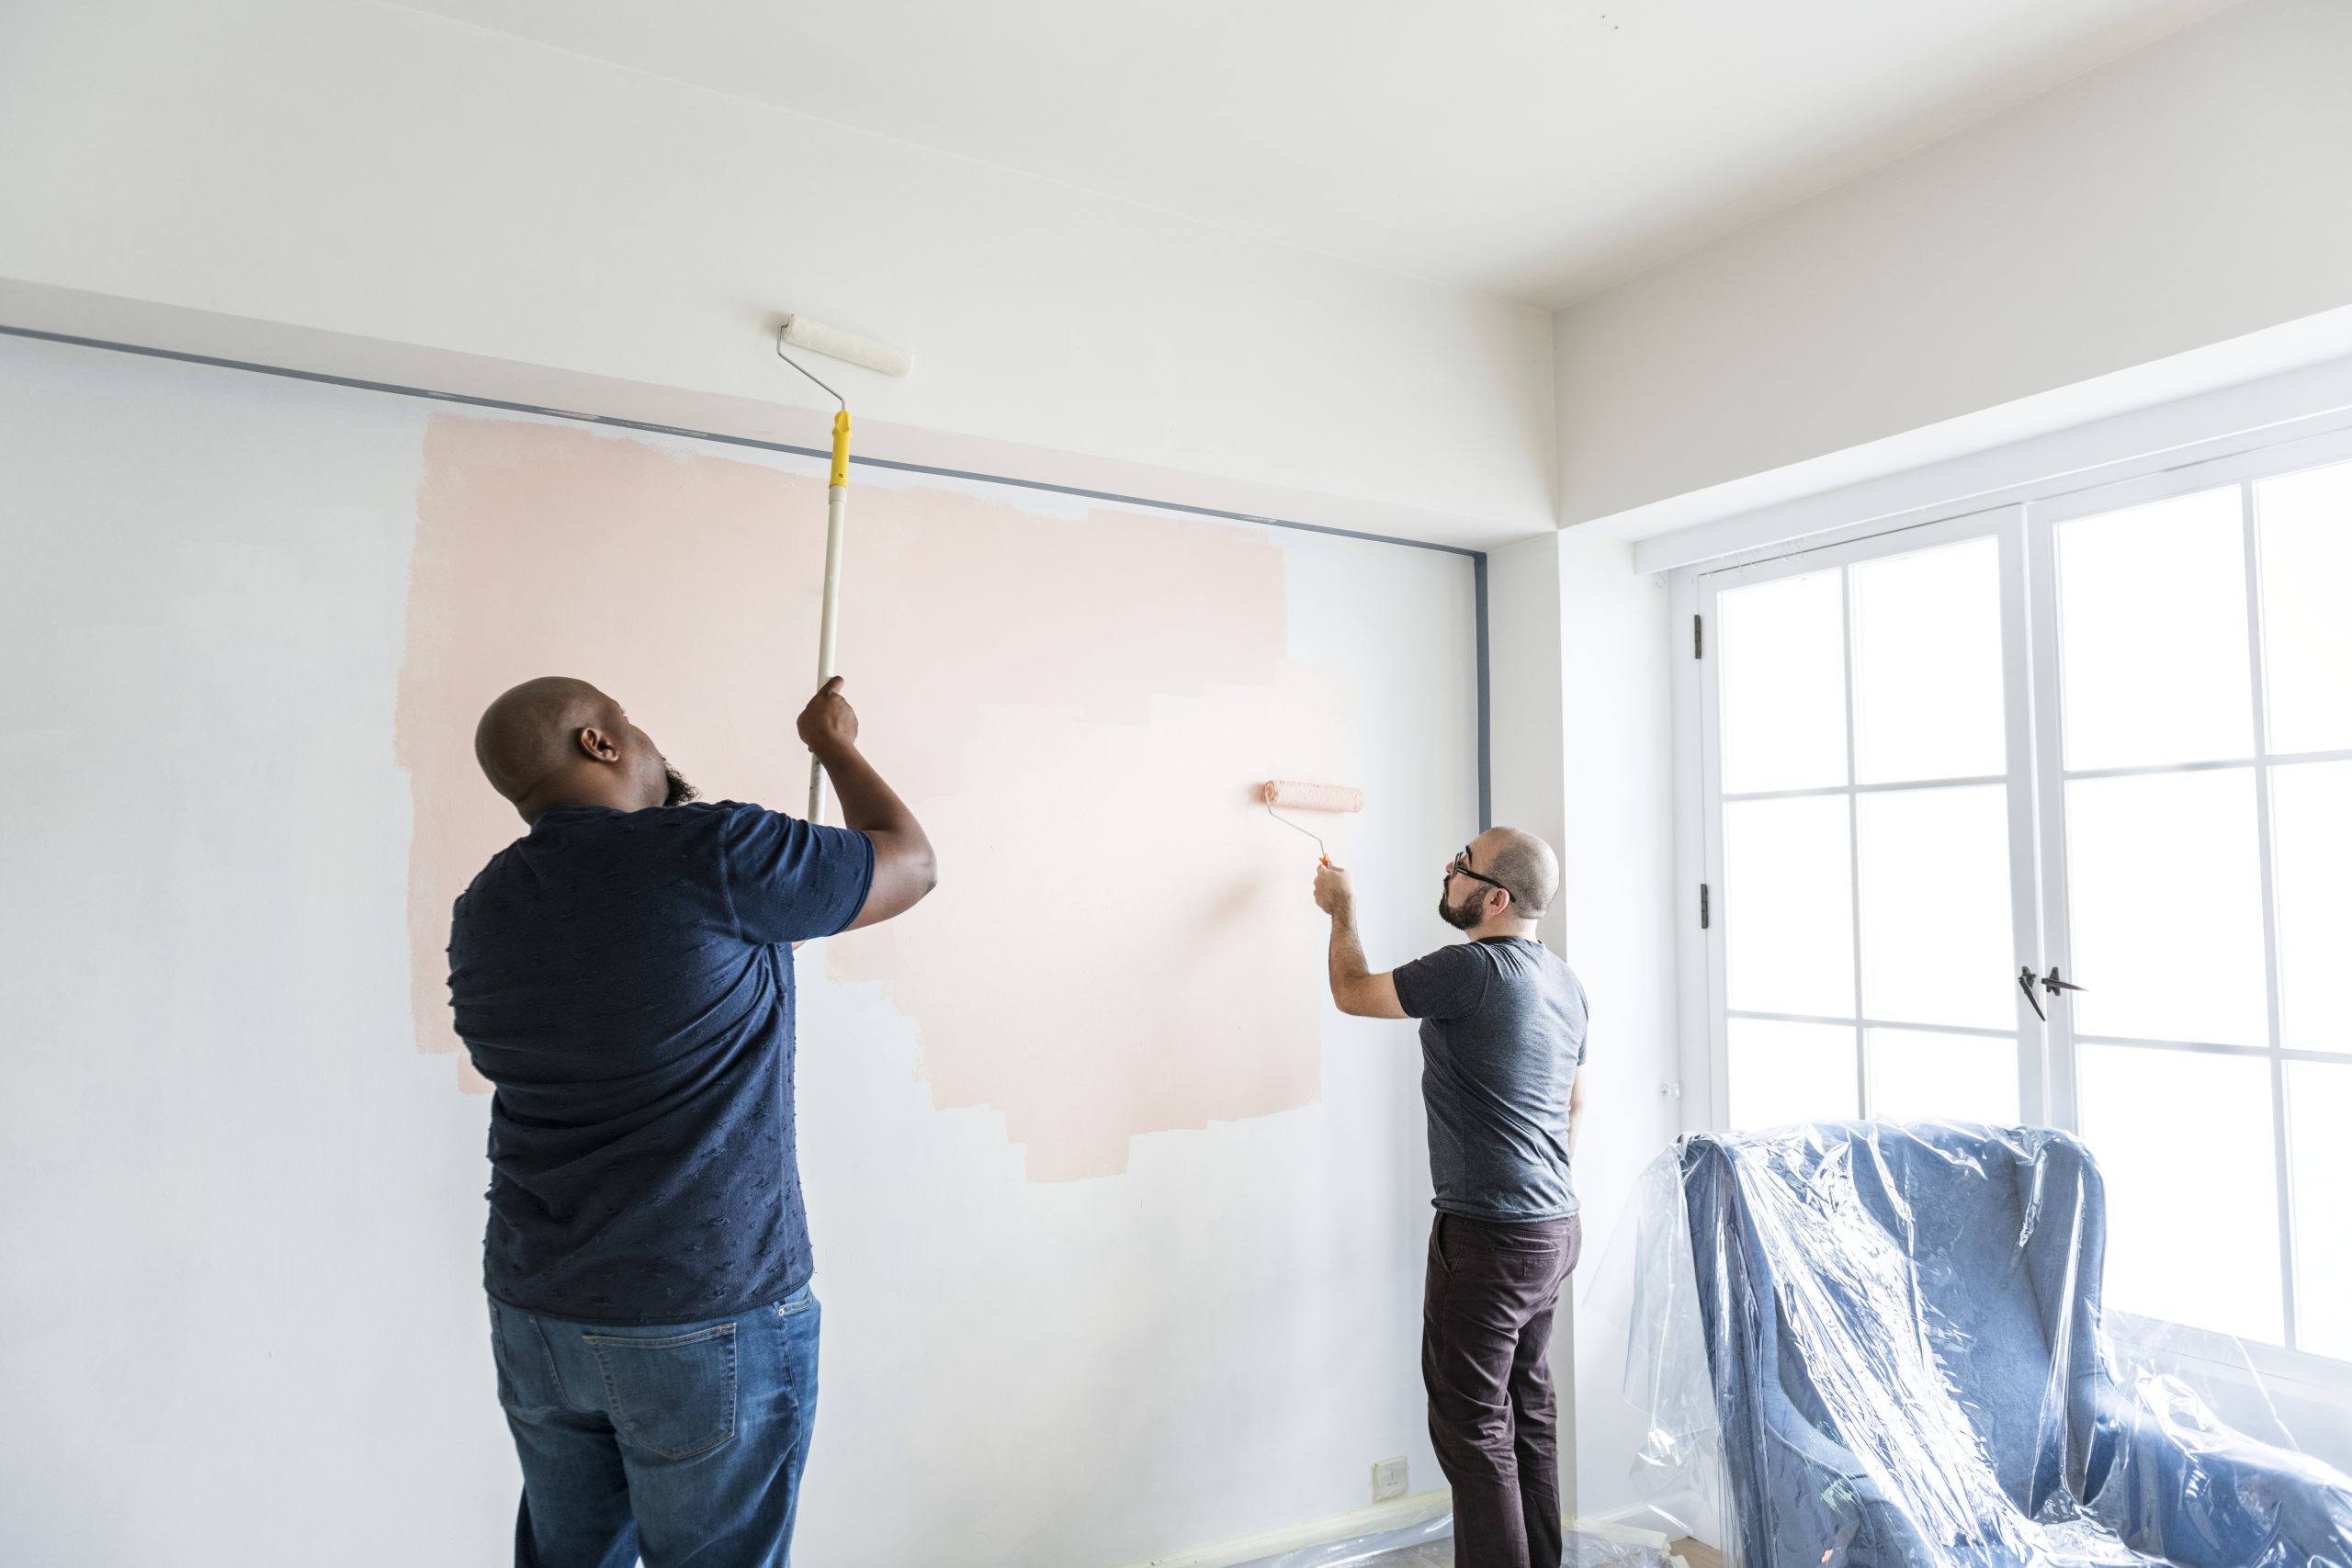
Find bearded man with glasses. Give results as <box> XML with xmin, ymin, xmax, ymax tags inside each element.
<box><xmin>1310</xmin><ymin>828</ymin><xmax>1588</xmax><ymax>1568</ymax></box>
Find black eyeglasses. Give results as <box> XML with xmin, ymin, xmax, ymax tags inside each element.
<box><xmin>1447</xmin><ymin>846</ymin><xmax>1510</xmax><ymax>895</ymax></box>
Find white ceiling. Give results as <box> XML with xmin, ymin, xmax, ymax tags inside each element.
<box><xmin>389</xmin><ymin>0</ymin><xmax>2238</xmax><ymax>306</ymax></box>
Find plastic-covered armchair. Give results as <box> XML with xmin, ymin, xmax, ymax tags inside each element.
<box><xmin>1672</xmin><ymin>1122</ymin><xmax>2352</xmax><ymax>1568</ymax></box>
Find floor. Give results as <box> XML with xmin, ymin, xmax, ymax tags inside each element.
<box><xmin>1345</xmin><ymin>1545</ymin><xmax>1449</xmax><ymax>1567</ymax></box>
<box><xmin>1274</xmin><ymin>1531</ymin><xmax>1722</xmax><ymax>1567</ymax></box>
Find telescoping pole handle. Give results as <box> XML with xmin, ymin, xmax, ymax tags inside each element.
<box><xmin>807</xmin><ymin>409</ymin><xmax>851</xmax><ymax>823</ymax></box>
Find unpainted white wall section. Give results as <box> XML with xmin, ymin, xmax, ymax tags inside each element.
<box><xmin>1556</xmin><ymin>532</ymin><xmax>1687</xmax><ymax>1529</ymax></box>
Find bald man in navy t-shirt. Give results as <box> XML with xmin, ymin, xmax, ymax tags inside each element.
<box><xmin>451</xmin><ymin>674</ymin><xmax>934</xmax><ymax>1568</ymax></box>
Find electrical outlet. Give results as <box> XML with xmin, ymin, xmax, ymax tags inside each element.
<box><xmin>1372</xmin><ymin>1455</ymin><xmax>1408</xmax><ymax>1502</ymax></box>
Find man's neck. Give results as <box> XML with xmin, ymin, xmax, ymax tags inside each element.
<box><xmin>516</xmin><ymin>778</ymin><xmax>645</xmax><ymax>825</ymax></box>
<box><xmin>1467</xmin><ymin>918</ymin><xmax>1541</xmax><ymax>944</ymax></box>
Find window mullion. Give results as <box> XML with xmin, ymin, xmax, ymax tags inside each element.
<box><xmin>2025</xmin><ymin>508</ymin><xmax>2081</xmax><ymax>1131</ymax></box>
<box><xmin>2243</xmin><ymin>478</ymin><xmax>2299</xmax><ymax>1352</ymax></box>
<box><xmin>1842</xmin><ymin>566</ymin><xmax>1870</xmax><ymax>1117</ymax></box>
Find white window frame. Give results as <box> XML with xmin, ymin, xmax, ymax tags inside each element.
<box><xmin>1668</xmin><ymin>412</ymin><xmax>2352</xmax><ymax>1398</ymax></box>
<box><xmin>1693</xmin><ymin>504</ymin><xmax>2044</xmax><ymax>1131</ymax></box>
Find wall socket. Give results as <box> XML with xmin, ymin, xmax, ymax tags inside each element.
<box><xmin>1371</xmin><ymin>1455</ymin><xmax>1408</xmax><ymax>1502</ymax></box>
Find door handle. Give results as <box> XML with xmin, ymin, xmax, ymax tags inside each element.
<box><xmin>2020</xmin><ymin>964</ymin><xmax>2087</xmax><ymax>1021</ymax></box>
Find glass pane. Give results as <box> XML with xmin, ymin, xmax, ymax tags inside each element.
<box><xmin>1724</xmin><ymin>795</ymin><xmax>1854</xmax><ymax>1019</ymax></box>
<box><xmin>2079</xmin><ymin>1044</ymin><xmax>2280</xmax><ymax>1342</ymax></box>
<box><xmin>1728</xmin><ymin>1017</ymin><xmax>1858</xmax><ymax>1130</ymax></box>
<box><xmin>2056</xmin><ymin>489</ymin><xmax>2252</xmax><ymax>770</ymax></box>
<box><xmin>2256</xmin><ymin>461</ymin><xmax>2352</xmax><ymax>755</ymax></box>
<box><xmin>2065</xmin><ymin>769</ymin><xmax>2267</xmax><ymax>1046</ymax></box>
<box><xmin>1717</xmin><ymin>569</ymin><xmax>1847</xmax><ymax>795</ymax></box>
<box><xmin>2290</xmin><ymin>1060</ymin><xmax>2352</xmax><ymax>1360</ymax></box>
<box><xmin>1866</xmin><ymin>1028</ymin><xmax>2019</xmax><ymax>1124</ymax></box>
<box><xmin>2272</xmin><ymin>761</ymin><xmax>2352</xmax><ymax>1054</ymax></box>
<box><xmin>1851</xmin><ymin>535</ymin><xmax>2006</xmax><ymax>784</ymax></box>
<box><xmin>1857</xmin><ymin>785</ymin><xmax>2017</xmax><ymax>1031</ymax></box>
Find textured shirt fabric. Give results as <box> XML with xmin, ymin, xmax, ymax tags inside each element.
<box><xmin>1392</xmin><ymin>936</ymin><xmax>1588</xmax><ymax>1223</ymax></box>
<box><xmin>449</xmin><ymin>801</ymin><xmax>874</xmax><ymax>1325</ymax></box>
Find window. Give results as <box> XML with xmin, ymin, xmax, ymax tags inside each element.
<box><xmin>1691</xmin><ymin>442</ymin><xmax>2352</xmax><ymax>1365</ymax></box>
<box><xmin>1704</xmin><ymin>518</ymin><xmax>2034</xmax><ymax>1136</ymax></box>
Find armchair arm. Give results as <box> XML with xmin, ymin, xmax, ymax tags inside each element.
<box><xmin>2086</xmin><ymin>1378</ymin><xmax>2352</xmax><ymax>1568</ymax></box>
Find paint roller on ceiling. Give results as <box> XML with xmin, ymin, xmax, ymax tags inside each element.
<box><xmin>772</xmin><ymin>320</ymin><xmax>1368</xmax><ymax>871</ymax></box>
<box><xmin>774</xmin><ymin>313</ymin><xmax>913</xmax><ymax>823</ymax></box>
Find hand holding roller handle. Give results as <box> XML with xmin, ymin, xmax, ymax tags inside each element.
<box><xmin>1312</xmin><ymin>862</ymin><xmax>1354</xmax><ymax>916</ymax></box>
<box><xmin>797</xmin><ymin>676</ymin><xmax>859</xmax><ymax>755</ymax></box>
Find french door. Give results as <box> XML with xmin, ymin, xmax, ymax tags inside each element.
<box><xmin>1700</xmin><ymin>507</ymin><xmax>2043</xmax><ymax>1136</ymax></box>
<box><xmin>1696</xmin><ymin>435</ymin><xmax>2352</xmax><ymax>1360</ymax></box>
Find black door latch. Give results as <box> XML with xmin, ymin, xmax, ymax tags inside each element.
<box><xmin>2018</xmin><ymin>964</ymin><xmax>2087</xmax><ymax>1021</ymax></box>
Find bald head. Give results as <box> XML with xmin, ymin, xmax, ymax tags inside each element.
<box><xmin>1475</xmin><ymin>827</ymin><xmax>1560</xmax><ymax>919</ymax></box>
<box><xmin>475</xmin><ymin>677</ymin><xmax>616</xmax><ymax>802</ymax></box>
<box><xmin>474</xmin><ymin>676</ymin><xmax>686</xmax><ymax>820</ymax></box>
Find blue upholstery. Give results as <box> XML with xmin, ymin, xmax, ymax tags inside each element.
<box><xmin>1679</xmin><ymin>1122</ymin><xmax>2352</xmax><ymax>1568</ymax></box>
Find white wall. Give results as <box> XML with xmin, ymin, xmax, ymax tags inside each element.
<box><xmin>1484</xmin><ymin>533</ymin><xmax>1581</xmax><ymax>1513</ymax></box>
<box><xmin>0</xmin><ymin>333</ymin><xmax>1487</xmax><ymax>1568</ymax></box>
<box><xmin>1487</xmin><ymin>535</ymin><xmax>1569</xmax><ymax>953</ymax></box>
<box><xmin>1485</xmin><ymin>529</ymin><xmax>1687</xmax><ymax>1531</ymax></box>
<box><xmin>0</xmin><ymin>0</ymin><xmax>1555</xmax><ymax>549</ymax></box>
<box><xmin>1555</xmin><ymin>0</ymin><xmax>2352</xmax><ymax>529</ymax></box>
<box><xmin>1552</xmin><ymin>532</ymin><xmax>1687</xmax><ymax>1529</ymax></box>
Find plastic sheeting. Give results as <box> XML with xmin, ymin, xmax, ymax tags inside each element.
<box><xmin>1582</xmin><ymin>1122</ymin><xmax>2352</xmax><ymax>1568</ymax></box>
<box><xmin>1236</xmin><ymin>1511</ymin><xmax>1454</xmax><ymax>1568</ymax></box>
<box><xmin>1232</xmin><ymin>1512</ymin><xmax>1679</xmax><ymax>1568</ymax></box>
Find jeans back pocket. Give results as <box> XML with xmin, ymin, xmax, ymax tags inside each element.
<box><xmin>582</xmin><ymin>1323</ymin><xmax>739</xmax><ymax>1461</ymax></box>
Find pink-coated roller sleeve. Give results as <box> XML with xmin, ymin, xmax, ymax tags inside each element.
<box><xmin>1261</xmin><ymin>780</ymin><xmax>1364</xmax><ymax>813</ymax></box>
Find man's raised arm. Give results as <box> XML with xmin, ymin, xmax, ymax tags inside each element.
<box><xmin>797</xmin><ymin>677</ymin><xmax>937</xmax><ymax>931</ymax></box>
<box><xmin>1314</xmin><ymin>863</ymin><xmax>1407</xmax><ymax>1020</ymax></box>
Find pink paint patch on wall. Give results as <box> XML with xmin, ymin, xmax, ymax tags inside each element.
<box><xmin>397</xmin><ymin>415</ymin><xmax>1353</xmax><ymax>1178</ymax></box>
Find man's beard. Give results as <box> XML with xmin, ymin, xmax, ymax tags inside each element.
<box><xmin>662</xmin><ymin>762</ymin><xmax>700</xmax><ymax>807</ymax></box>
<box><xmin>1437</xmin><ymin>886</ymin><xmax>1484</xmax><ymax>931</ymax></box>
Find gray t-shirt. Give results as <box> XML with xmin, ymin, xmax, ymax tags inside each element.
<box><xmin>1393</xmin><ymin>936</ymin><xmax>1588</xmax><ymax>1223</ymax></box>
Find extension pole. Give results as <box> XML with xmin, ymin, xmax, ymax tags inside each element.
<box><xmin>807</xmin><ymin>408</ymin><xmax>851</xmax><ymax>823</ymax></box>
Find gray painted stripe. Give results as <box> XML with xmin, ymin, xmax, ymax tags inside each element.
<box><xmin>1474</xmin><ymin>552</ymin><xmax>1492</xmax><ymax>830</ymax></box>
<box><xmin>2</xmin><ymin>320</ymin><xmax>1498</xmax><ymax>837</ymax></box>
<box><xmin>0</xmin><ymin>323</ymin><xmax>1478</xmax><ymax>555</ymax></box>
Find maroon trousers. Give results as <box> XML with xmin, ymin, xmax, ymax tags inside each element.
<box><xmin>1422</xmin><ymin>1210</ymin><xmax>1584</xmax><ymax>1568</ymax></box>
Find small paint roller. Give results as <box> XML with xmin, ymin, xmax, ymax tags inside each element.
<box><xmin>1261</xmin><ymin>780</ymin><xmax>1364</xmax><ymax>866</ymax></box>
<box><xmin>773</xmin><ymin>313</ymin><xmax>913</xmax><ymax>821</ymax></box>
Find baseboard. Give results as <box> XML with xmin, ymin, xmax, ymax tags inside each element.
<box><xmin>1111</xmin><ymin>1489</ymin><xmax>1451</xmax><ymax>1568</ymax></box>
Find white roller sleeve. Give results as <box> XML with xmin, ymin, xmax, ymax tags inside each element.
<box><xmin>1261</xmin><ymin>780</ymin><xmax>1365</xmax><ymax>814</ymax></box>
<box><xmin>780</xmin><ymin>315</ymin><xmax>913</xmax><ymax>378</ymax></box>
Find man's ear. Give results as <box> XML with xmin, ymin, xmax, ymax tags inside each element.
<box><xmin>575</xmin><ymin>726</ymin><xmax>622</xmax><ymax>763</ymax></box>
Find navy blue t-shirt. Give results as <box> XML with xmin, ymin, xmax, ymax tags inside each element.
<box><xmin>448</xmin><ymin>800</ymin><xmax>874</xmax><ymax>1325</ymax></box>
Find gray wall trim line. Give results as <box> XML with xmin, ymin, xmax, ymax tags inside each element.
<box><xmin>0</xmin><ymin>324</ymin><xmax>1481</xmax><ymax>556</ymax></box>
<box><xmin>1473</xmin><ymin>552</ymin><xmax>1493</xmax><ymax>831</ymax></box>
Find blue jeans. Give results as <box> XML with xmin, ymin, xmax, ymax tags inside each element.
<box><xmin>489</xmin><ymin>1286</ymin><xmax>821</xmax><ymax>1568</ymax></box>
